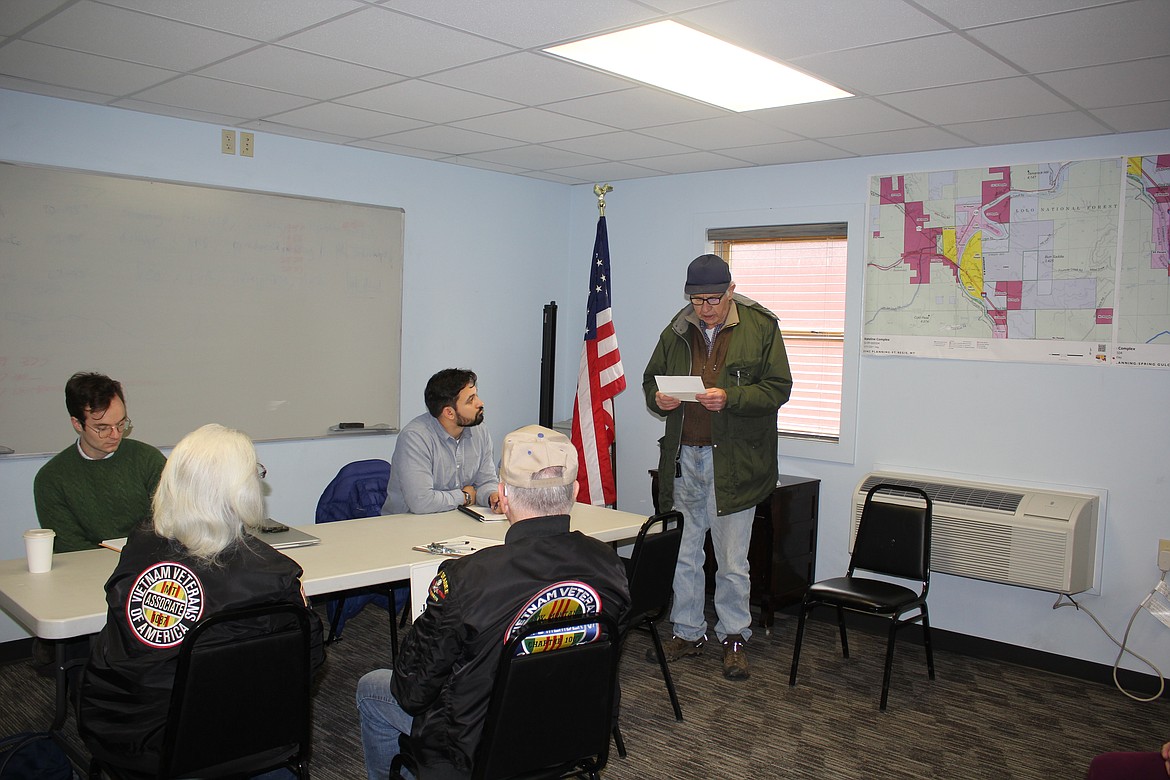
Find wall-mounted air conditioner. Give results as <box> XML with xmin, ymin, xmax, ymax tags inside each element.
<box><xmin>852</xmin><ymin>471</ymin><xmax>1100</xmax><ymax>594</ymax></box>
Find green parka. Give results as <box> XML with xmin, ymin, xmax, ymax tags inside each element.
<box><xmin>642</xmin><ymin>294</ymin><xmax>793</xmax><ymax>516</ymax></box>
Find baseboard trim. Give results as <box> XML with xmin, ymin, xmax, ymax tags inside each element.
<box><xmin>930</xmin><ymin>626</ymin><xmax>1160</xmax><ymax>693</ymax></box>
<box><xmin>1</xmin><ymin>614</ymin><xmax>1161</xmax><ymax>695</ymax></box>
<box><xmin>795</xmin><ymin>608</ymin><xmax>1162</xmax><ymax>694</ymax></box>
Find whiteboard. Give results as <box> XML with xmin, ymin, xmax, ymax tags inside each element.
<box><xmin>0</xmin><ymin>162</ymin><xmax>403</xmax><ymax>454</ymax></box>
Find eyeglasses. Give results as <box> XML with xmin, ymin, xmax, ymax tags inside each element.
<box><xmin>689</xmin><ymin>295</ymin><xmax>724</xmax><ymax>307</ymax></box>
<box><xmin>256</xmin><ymin>463</ymin><xmax>267</xmax><ymax>480</ymax></box>
<box><xmin>87</xmin><ymin>419</ymin><xmax>132</xmax><ymax>438</ymax></box>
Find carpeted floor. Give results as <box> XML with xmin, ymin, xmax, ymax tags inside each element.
<box><xmin>1</xmin><ymin>603</ymin><xmax>1165</xmax><ymax>779</ymax></box>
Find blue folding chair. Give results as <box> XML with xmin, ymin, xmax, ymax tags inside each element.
<box><xmin>315</xmin><ymin>459</ymin><xmax>409</xmax><ymax>656</ymax></box>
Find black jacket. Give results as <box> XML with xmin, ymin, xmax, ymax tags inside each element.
<box><xmin>79</xmin><ymin>524</ymin><xmax>324</xmax><ymax>776</ymax></box>
<box><xmin>391</xmin><ymin>514</ymin><xmax>630</xmax><ymax>774</ymax></box>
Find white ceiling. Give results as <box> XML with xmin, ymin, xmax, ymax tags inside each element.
<box><xmin>2</xmin><ymin>0</ymin><xmax>1168</xmax><ymax>184</ymax></box>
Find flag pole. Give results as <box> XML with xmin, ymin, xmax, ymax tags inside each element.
<box><xmin>571</xmin><ymin>183</ymin><xmax>625</xmax><ymax>508</ymax></box>
<box><xmin>593</xmin><ymin>183</ymin><xmax>616</xmax><ymax>508</ymax></box>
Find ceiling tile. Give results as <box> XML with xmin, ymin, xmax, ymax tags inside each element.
<box><xmin>131</xmin><ymin>75</ymin><xmax>316</xmax><ymax>118</ymax></box>
<box><xmin>911</xmin><ymin>0</ymin><xmax>1121</xmax><ymax>29</ymax></box>
<box><xmin>880</xmin><ymin>77</ymin><xmax>1076</xmax><ymax>125</ymax></box>
<box><xmin>1036</xmin><ymin>57</ymin><xmax>1170</xmax><ymax>110</ymax></box>
<box><xmin>0</xmin><ymin>0</ymin><xmax>74</xmax><ymax>36</ymax></box>
<box><xmin>379</xmin><ymin>0</ymin><xmax>657</xmax><ymax>48</ymax></box>
<box><xmin>640</xmin><ymin>115</ymin><xmax>801</xmax><ymax>148</ymax></box>
<box><xmin>243</xmin><ymin>122</ymin><xmax>359</xmax><ymax>145</ymax></box>
<box><xmin>0</xmin><ymin>40</ymin><xmax>176</xmax><ymax>96</ymax></box>
<box><xmin>546</xmin><ymin>160</ymin><xmax>669</xmax><ymax>182</ymax></box>
<box><xmin>718</xmin><ymin>139</ymin><xmax>858</xmax><ymax>166</ymax></box>
<box><xmin>1090</xmin><ymin>101</ymin><xmax>1170</xmax><ymax>133</ymax></box>
<box><xmin>0</xmin><ymin>0</ymin><xmax>1165</xmax><ymax>177</ymax></box>
<box><xmin>635</xmin><ymin>0</ymin><xmax>725</xmax><ymax>10</ymax></box>
<box><xmin>0</xmin><ymin>76</ymin><xmax>114</xmax><ymax>105</ymax></box>
<box><xmin>828</xmin><ymin>126</ymin><xmax>974</xmax><ymax>156</ymax></box>
<box><xmin>967</xmin><ymin>0</ymin><xmax>1170</xmax><ymax>71</ymax></box>
<box><xmin>943</xmin><ymin>111</ymin><xmax>1112</xmax><ymax>145</ymax></box>
<box><xmin>114</xmin><ymin>98</ymin><xmax>246</xmax><ymax>127</ymax></box>
<box><xmin>679</xmin><ymin>0</ymin><xmax>948</xmax><ymax>60</ymax></box>
<box><xmin>625</xmin><ymin>150</ymin><xmax>756</xmax><ymax>174</ymax></box>
<box><xmin>280</xmin><ymin>7</ymin><xmax>515</xmax><ymax>77</ymax></box>
<box><xmin>339</xmin><ymin>80</ymin><xmax>520</xmax><ymax>123</ymax></box>
<box><xmin>793</xmin><ymin>33</ymin><xmax>1023</xmax><ymax>95</ymax></box>
<box><xmin>350</xmin><ymin>139</ymin><xmax>449</xmax><ymax>160</ymax></box>
<box><xmin>199</xmin><ymin>47</ymin><xmax>401</xmax><ymax>100</ymax></box>
<box><xmin>464</xmin><ymin>144</ymin><xmax>604</xmax><ymax>169</ymax></box>
<box><xmin>427</xmin><ymin>52</ymin><xmax>631</xmax><ymax>105</ymax></box>
<box><xmin>99</xmin><ymin>0</ymin><xmax>366</xmax><ymax>40</ymax></box>
<box><xmin>544</xmin><ymin>87</ymin><xmax>725</xmax><ymax>129</ymax></box>
<box><xmin>516</xmin><ymin>170</ymin><xmax>584</xmax><ymax>185</ymax></box>
<box><xmin>436</xmin><ymin>156</ymin><xmax>531</xmax><ymax>175</ymax></box>
<box><xmin>23</xmin><ymin>2</ymin><xmax>256</xmax><ymax>71</ymax></box>
<box><xmin>452</xmin><ymin>108</ymin><xmax>616</xmax><ymax>144</ymax></box>
<box><xmin>265</xmin><ymin>101</ymin><xmax>427</xmax><ymax>138</ymax></box>
<box><xmin>372</xmin><ymin>125</ymin><xmax>522</xmax><ymax>155</ymax></box>
<box><xmin>750</xmin><ymin>97</ymin><xmax>925</xmax><ymax>138</ymax></box>
<box><xmin>547</xmin><ymin>131</ymin><xmax>694</xmax><ymax>160</ymax></box>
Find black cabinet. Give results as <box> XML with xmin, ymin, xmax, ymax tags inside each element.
<box><xmin>650</xmin><ymin>471</ymin><xmax>820</xmax><ymax>631</ymax></box>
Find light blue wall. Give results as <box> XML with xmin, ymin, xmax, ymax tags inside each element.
<box><xmin>0</xmin><ymin>89</ymin><xmax>572</xmax><ymax>641</ymax></box>
<box><xmin>2</xmin><ymin>88</ymin><xmax>1168</xmax><ymax>677</ymax></box>
<box><xmin>564</xmin><ymin>129</ymin><xmax>1170</xmax><ymax>674</ymax></box>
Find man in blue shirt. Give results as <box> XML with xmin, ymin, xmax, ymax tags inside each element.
<box><xmin>383</xmin><ymin>369</ymin><xmax>500</xmax><ymax>515</ymax></box>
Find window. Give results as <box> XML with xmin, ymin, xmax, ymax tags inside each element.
<box><xmin>709</xmin><ymin>223</ymin><xmax>847</xmax><ymax>442</ymax></box>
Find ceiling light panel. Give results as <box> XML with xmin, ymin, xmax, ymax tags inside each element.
<box><xmin>545</xmin><ymin>21</ymin><xmax>851</xmax><ymax>112</ymax></box>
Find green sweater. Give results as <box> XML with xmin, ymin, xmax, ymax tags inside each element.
<box><xmin>33</xmin><ymin>438</ymin><xmax>166</xmax><ymax>553</ymax></box>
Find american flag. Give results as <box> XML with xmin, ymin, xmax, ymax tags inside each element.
<box><xmin>570</xmin><ymin>216</ymin><xmax>625</xmax><ymax>506</ymax></box>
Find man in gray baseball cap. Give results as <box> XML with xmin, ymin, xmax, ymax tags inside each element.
<box><xmin>356</xmin><ymin>425</ymin><xmax>630</xmax><ymax>778</ymax></box>
<box><xmin>642</xmin><ymin>253</ymin><xmax>793</xmax><ymax>680</ymax></box>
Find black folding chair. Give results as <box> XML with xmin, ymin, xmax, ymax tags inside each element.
<box><xmin>789</xmin><ymin>483</ymin><xmax>934</xmax><ymax>710</ymax></box>
<box><xmin>620</xmin><ymin>513</ymin><xmax>684</xmax><ymax>721</ymax></box>
<box><xmin>391</xmin><ymin>612</ymin><xmax>622</xmax><ymax>780</ymax></box>
<box><xmin>89</xmin><ymin>603</ymin><xmax>314</xmax><ymax>779</ymax></box>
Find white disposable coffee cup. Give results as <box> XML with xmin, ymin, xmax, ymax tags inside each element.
<box><xmin>24</xmin><ymin>528</ymin><xmax>55</xmax><ymax>574</ymax></box>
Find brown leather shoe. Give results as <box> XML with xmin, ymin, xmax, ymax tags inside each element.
<box><xmin>648</xmin><ymin>635</ymin><xmax>706</xmax><ymax>663</ymax></box>
<box><xmin>722</xmin><ymin>634</ymin><xmax>750</xmax><ymax>680</ymax></box>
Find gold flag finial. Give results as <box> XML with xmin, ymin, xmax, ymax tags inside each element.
<box><xmin>593</xmin><ymin>183</ymin><xmax>613</xmax><ymax>216</ymax></box>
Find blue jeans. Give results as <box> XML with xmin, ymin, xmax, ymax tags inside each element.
<box><xmin>670</xmin><ymin>445</ymin><xmax>755</xmax><ymax>643</ymax></box>
<box><xmin>356</xmin><ymin>669</ymin><xmax>415</xmax><ymax>780</ymax></box>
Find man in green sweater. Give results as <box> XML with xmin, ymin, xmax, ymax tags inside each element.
<box><xmin>34</xmin><ymin>372</ymin><xmax>166</xmax><ymax>553</ymax></box>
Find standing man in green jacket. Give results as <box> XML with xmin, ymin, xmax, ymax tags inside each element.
<box><xmin>642</xmin><ymin>254</ymin><xmax>792</xmax><ymax>680</ymax></box>
<box><xmin>34</xmin><ymin>372</ymin><xmax>166</xmax><ymax>552</ymax></box>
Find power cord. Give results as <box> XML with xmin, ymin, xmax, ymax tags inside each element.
<box><xmin>1052</xmin><ymin>571</ymin><xmax>1167</xmax><ymax>702</ymax></box>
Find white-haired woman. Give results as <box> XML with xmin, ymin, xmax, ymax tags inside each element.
<box><xmin>80</xmin><ymin>423</ymin><xmax>323</xmax><ymax>778</ymax></box>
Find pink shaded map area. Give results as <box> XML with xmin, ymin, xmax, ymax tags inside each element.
<box><xmin>879</xmin><ymin>175</ymin><xmax>905</xmax><ymax>205</ymax></box>
<box><xmin>983</xmin><ymin>166</ymin><xmax>1011</xmax><ymax>225</ymax></box>
<box><xmin>901</xmin><ymin>201</ymin><xmax>946</xmax><ymax>285</ymax></box>
<box><xmin>994</xmin><ymin>280</ymin><xmax>1023</xmax><ymax>310</ymax></box>
<box><xmin>1141</xmin><ymin>157</ymin><xmax>1170</xmax><ymax>275</ymax></box>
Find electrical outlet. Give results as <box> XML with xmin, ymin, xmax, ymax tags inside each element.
<box><xmin>239</xmin><ymin>132</ymin><xmax>254</xmax><ymax>158</ymax></box>
<box><xmin>1159</xmin><ymin>538</ymin><xmax>1170</xmax><ymax>572</ymax></box>
<box><xmin>221</xmin><ymin>129</ymin><xmax>236</xmax><ymax>155</ymax></box>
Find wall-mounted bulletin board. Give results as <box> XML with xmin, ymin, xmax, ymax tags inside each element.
<box><xmin>0</xmin><ymin>162</ymin><xmax>404</xmax><ymax>455</ymax></box>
